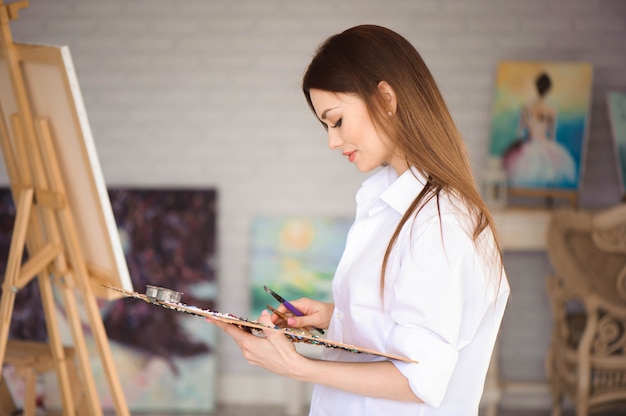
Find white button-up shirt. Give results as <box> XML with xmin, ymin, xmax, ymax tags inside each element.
<box><xmin>309</xmin><ymin>166</ymin><xmax>510</xmax><ymax>416</ymax></box>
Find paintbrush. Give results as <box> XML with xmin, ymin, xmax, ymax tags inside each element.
<box><xmin>263</xmin><ymin>285</ymin><xmax>325</xmax><ymax>334</ymax></box>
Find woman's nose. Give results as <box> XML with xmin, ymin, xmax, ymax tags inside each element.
<box><xmin>327</xmin><ymin>131</ymin><xmax>342</xmax><ymax>150</ymax></box>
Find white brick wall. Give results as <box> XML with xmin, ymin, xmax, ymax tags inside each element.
<box><xmin>3</xmin><ymin>0</ymin><xmax>626</xmax><ymax>408</ymax></box>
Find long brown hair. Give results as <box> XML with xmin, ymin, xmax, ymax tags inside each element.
<box><xmin>302</xmin><ymin>25</ymin><xmax>502</xmax><ymax>291</ymax></box>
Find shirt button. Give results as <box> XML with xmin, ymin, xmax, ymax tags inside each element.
<box><xmin>335</xmin><ymin>310</ymin><xmax>343</xmax><ymax>319</ymax></box>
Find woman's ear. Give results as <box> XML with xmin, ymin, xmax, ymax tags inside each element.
<box><xmin>378</xmin><ymin>80</ymin><xmax>397</xmax><ymax>116</ymax></box>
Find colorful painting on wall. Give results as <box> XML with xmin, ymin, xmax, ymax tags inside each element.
<box><xmin>607</xmin><ymin>92</ymin><xmax>626</xmax><ymax>195</ymax></box>
<box><xmin>0</xmin><ymin>188</ymin><xmax>218</xmax><ymax>413</ymax></box>
<box><xmin>488</xmin><ymin>61</ymin><xmax>593</xmax><ymax>201</ymax></box>
<box><xmin>249</xmin><ymin>217</ymin><xmax>352</xmax><ymax>319</ymax></box>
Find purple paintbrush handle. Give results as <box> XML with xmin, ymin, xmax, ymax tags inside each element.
<box><xmin>283</xmin><ymin>301</ymin><xmax>305</xmax><ymax>317</ymax></box>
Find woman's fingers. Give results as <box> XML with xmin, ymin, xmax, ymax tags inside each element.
<box><xmin>258</xmin><ymin>310</ymin><xmax>282</xmax><ymax>338</ymax></box>
<box><xmin>266</xmin><ymin>304</ymin><xmax>291</xmax><ymax>326</ymax></box>
<box><xmin>207</xmin><ymin>311</ymin><xmax>303</xmax><ymax>376</ymax></box>
<box><xmin>207</xmin><ymin>316</ymin><xmax>244</xmax><ymax>339</ymax></box>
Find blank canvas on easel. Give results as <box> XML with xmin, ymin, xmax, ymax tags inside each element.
<box><xmin>0</xmin><ymin>43</ymin><xmax>132</xmax><ymax>299</ymax></box>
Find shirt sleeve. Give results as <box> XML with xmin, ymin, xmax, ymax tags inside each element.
<box><xmin>386</xmin><ymin>216</ymin><xmax>495</xmax><ymax>408</ymax></box>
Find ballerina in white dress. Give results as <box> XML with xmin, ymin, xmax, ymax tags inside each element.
<box><xmin>503</xmin><ymin>72</ymin><xmax>577</xmax><ymax>188</ymax></box>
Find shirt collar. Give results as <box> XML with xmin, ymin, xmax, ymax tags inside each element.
<box><xmin>358</xmin><ymin>165</ymin><xmax>428</xmax><ymax>216</ymax></box>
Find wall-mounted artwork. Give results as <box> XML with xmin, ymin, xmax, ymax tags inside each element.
<box><xmin>0</xmin><ymin>188</ymin><xmax>218</xmax><ymax>413</ymax></box>
<box><xmin>607</xmin><ymin>92</ymin><xmax>626</xmax><ymax>196</ymax></box>
<box><xmin>249</xmin><ymin>217</ymin><xmax>352</xmax><ymax>319</ymax></box>
<box><xmin>488</xmin><ymin>61</ymin><xmax>593</xmax><ymax>205</ymax></box>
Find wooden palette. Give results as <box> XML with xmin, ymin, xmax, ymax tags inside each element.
<box><xmin>103</xmin><ymin>284</ymin><xmax>418</xmax><ymax>363</ymax></box>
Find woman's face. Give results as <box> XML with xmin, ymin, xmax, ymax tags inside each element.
<box><xmin>309</xmin><ymin>89</ymin><xmax>405</xmax><ymax>174</ymax></box>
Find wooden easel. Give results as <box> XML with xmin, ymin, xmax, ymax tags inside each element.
<box><xmin>0</xmin><ymin>1</ymin><xmax>129</xmax><ymax>414</ymax></box>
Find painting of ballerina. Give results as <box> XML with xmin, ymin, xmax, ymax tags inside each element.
<box><xmin>488</xmin><ymin>61</ymin><xmax>593</xmax><ymax>197</ymax></box>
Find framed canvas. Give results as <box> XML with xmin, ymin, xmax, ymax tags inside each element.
<box><xmin>488</xmin><ymin>61</ymin><xmax>593</xmax><ymax>205</ymax></box>
<box><xmin>607</xmin><ymin>92</ymin><xmax>626</xmax><ymax>195</ymax></box>
<box><xmin>249</xmin><ymin>217</ymin><xmax>352</xmax><ymax>319</ymax></box>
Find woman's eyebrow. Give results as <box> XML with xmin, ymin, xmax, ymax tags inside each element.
<box><xmin>321</xmin><ymin>107</ymin><xmax>339</xmax><ymax>120</ymax></box>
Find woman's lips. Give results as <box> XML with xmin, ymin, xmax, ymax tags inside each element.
<box><xmin>343</xmin><ymin>151</ymin><xmax>356</xmax><ymax>163</ymax></box>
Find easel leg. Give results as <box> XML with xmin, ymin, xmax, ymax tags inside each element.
<box><xmin>79</xmin><ymin>282</ymin><xmax>129</xmax><ymax>416</ymax></box>
<box><xmin>48</xmin><ymin>273</ymin><xmax>129</xmax><ymax>416</ymax></box>
<box><xmin>22</xmin><ymin>367</ymin><xmax>36</xmax><ymax>416</ymax></box>
<box><xmin>37</xmin><ymin>273</ymin><xmax>76</xmax><ymax>415</ymax></box>
<box><xmin>36</xmin><ymin>115</ymin><xmax>129</xmax><ymax>415</ymax></box>
<box><xmin>0</xmin><ymin>187</ymin><xmax>77</xmax><ymax>414</ymax></box>
<box><xmin>0</xmin><ymin>286</ymin><xmax>17</xmax><ymax>380</ymax></box>
<box><xmin>65</xmin><ymin>349</ymin><xmax>89</xmax><ymax>414</ymax></box>
<box><xmin>0</xmin><ymin>189</ymin><xmax>33</xmax><ymax>376</ymax></box>
<box><xmin>54</xmin><ymin>279</ymin><xmax>103</xmax><ymax>416</ymax></box>
<box><xmin>0</xmin><ymin>375</ymin><xmax>18</xmax><ymax>416</ymax></box>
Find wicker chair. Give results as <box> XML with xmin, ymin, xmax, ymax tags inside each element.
<box><xmin>545</xmin><ymin>204</ymin><xmax>626</xmax><ymax>416</ymax></box>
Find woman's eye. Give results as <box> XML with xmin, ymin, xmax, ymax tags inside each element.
<box><xmin>330</xmin><ymin>118</ymin><xmax>342</xmax><ymax>128</ymax></box>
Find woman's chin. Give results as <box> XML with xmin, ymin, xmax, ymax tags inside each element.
<box><xmin>354</xmin><ymin>161</ymin><xmax>380</xmax><ymax>173</ymax></box>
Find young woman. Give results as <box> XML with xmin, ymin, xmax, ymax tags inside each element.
<box><xmin>209</xmin><ymin>25</ymin><xmax>510</xmax><ymax>416</ymax></box>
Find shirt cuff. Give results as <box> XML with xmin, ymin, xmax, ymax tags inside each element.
<box><xmin>390</xmin><ymin>331</ymin><xmax>458</xmax><ymax>408</ymax></box>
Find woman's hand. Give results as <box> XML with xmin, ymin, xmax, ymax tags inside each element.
<box><xmin>208</xmin><ymin>310</ymin><xmax>308</xmax><ymax>377</ymax></box>
<box><xmin>271</xmin><ymin>298</ymin><xmax>334</xmax><ymax>330</ymax></box>
<box><xmin>209</xmin><ymin>309</ymin><xmax>422</xmax><ymax>402</ymax></box>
